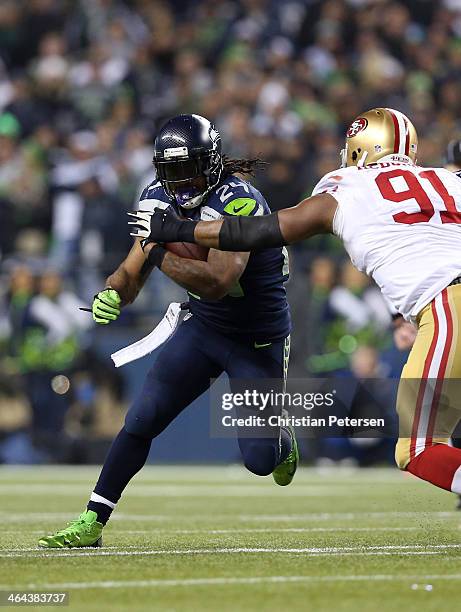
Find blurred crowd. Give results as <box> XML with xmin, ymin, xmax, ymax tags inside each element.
<box><xmin>1</xmin><ymin>0</ymin><xmax>460</xmax><ymax>463</ymax></box>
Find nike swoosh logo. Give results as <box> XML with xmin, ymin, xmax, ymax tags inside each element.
<box><xmin>254</xmin><ymin>342</ymin><xmax>272</xmax><ymax>349</ymax></box>
<box><xmin>233</xmin><ymin>204</ymin><xmax>248</xmax><ymax>214</ymax></box>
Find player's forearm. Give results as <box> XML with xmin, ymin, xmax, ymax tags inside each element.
<box><xmin>193</xmin><ymin>213</ymin><xmax>286</xmax><ymax>251</ymax></box>
<box><xmin>137</xmin><ymin>194</ymin><xmax>334</xmax><ymax>252</ymax></box>
<box><xmin>106</xmin><ymin>266</ymin><xmax>145</xmax><ymax>306</ymax></box>
<box><xmin>160</xmin><ymin>252</ymin><xmax>229</xmax><ymax>300</ymax></box>
<box><xmin>193</xmin><ymin>220</ymin><xmax>224</xmax><ymax>249</ymax></box>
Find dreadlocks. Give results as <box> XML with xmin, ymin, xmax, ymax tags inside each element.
<box><xmin>221</xmin><ymin>155</ymin><xmax>267</xmax><ymax>179</ymax></box>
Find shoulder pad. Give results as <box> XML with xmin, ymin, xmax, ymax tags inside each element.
<box><xmin>312</xmin><ymin>167</ymin><xmax>354</xmax><ymax>197</ymax></box>
<box><xmin>138</xmin><ymin>181</ymin><xmax>171</xmax><ymax>212</ymax></box>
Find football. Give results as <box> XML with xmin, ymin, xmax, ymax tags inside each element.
<box><xmin>165</xmin><ymin>241</ymin><xmax>209</xmax><ymax>261</ymax></box>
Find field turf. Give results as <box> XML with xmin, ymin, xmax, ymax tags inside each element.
<box><xmin>0</xmin><ymin>465</ymin><xmax>460</xmax><ymax>611</ymax></box>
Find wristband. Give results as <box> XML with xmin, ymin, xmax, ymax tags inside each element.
<box><xmin>146</xmin><ymin>244</ymin><xmax>167</xmax><ymax>269</ymax></box>
<box><xmin>177</xmin><ymin>220</ymin><xmax>198</xmax><ymax>243</ymax></box>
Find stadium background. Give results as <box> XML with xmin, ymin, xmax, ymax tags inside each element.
<box><xmin>0</xmin><ymin>0</ymin><xmax>459</xmax><ymax>465</ymax></box>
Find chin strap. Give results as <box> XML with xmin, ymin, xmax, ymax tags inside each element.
<box><xmin>357</xmin><ymin>150</ymin><xmax>368</xmax><ymax>167</ymax></box>
<box><xmin>177</xmin><ymin>191</ymin><xmax>207</xmax><ymax>210</ymax></box>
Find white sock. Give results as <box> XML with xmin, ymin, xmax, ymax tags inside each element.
<box><xmin>89</xmin><ymin>491</ymin><xmax>116</xmax><ymax>510</ymax></box>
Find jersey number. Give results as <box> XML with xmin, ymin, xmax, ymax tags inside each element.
<box><xmin>375</xmin><ymin>169</ymin><xmax>461</xmax><ymax>224</ymax></box>
<box><xmin>216</xmin><ymin>181</ymin><xmax>250</xmax><ymax>203</ymax></box>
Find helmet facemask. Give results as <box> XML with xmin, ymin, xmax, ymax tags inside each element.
<box><xmin>154</xmin><ymin>151</ymin><xmax>223</xmax><ymax>210</ymax></box>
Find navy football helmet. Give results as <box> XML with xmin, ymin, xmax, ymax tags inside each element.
<box><xmin>153</xmin><ymin>114</ymin><xmax>223</xmax><ymax>209</ymax></box>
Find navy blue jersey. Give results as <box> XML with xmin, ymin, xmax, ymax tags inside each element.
<box><xmin>138</xmin><ymin>175</ymin><xmax>291</xmax><ymax>341</ymax></box>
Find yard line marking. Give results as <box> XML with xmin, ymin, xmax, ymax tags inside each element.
<box><xmin>237</xmin><ymin>511</ymin><xmax>458</xmax><ymax>522</ymax></box>
<box><xmin>2</xmin><ymin>543</ymin><xmax>461</xmax><ymax>558</ymax></box>
<box><xmin>0</xmin><ymin>550</ymin><xmax>445</xmax><ymax>559</ymax></box>
<box><xmin>2</xmin><ymin>574</ymin><xmax>461</xmax><ymax>590</ymax></box>
<box><xmin>111</xmin><ymin>526</ymin><xmax>424</xmax><ymax>535</ymax></box>
<box><xmin>0</xmin><ymin>511</ymin><xmax>458</xmax><ymax>523</ymax></box>
<box><xmin>0</xmin><ymin>484</ymin><xmax>349</xmax><ymax>497</ymax></box>
<box><xmin>0</xmin><ymin>527</ymin><xmax>421</xmax><ymax>536</ymax></box>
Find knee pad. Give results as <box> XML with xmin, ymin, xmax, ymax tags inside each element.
<box><xmin>124</xmin><ymin>395</ymin><xmax>167</xmax><ymax>440</ymax></box>
<box><xmin>242</xmin><ymin>442</ymin><xmax>278</xmax><ymax>476</ymax></box>
<box><xmin>124</xmin><ymin>416</ymin><xmax>155</xmax><ymax>440</ymax></box>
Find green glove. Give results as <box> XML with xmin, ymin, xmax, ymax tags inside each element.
<box><xmin>92</xmin><ymin>289</ymin><xmax>121</xmax><ymax>324</ymax></box>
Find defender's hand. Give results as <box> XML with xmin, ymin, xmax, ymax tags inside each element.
<box><xmin>128</xmin><ymin>209</ymin><xmax>196</xmax><ymax>249</ymax></box>
<box><xmin>92</xmin><ymin>289</ymin><xmax>121</xmax><ymax>324</ymax></box>
<box><xmin>127</xmin><ymin>210</ymin><xmax>153</xmax><ymax>249</ymax></box>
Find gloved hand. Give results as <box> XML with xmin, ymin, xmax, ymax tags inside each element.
<box><xmin>127</xmin><ymin>209</ymin><xmax>197</xmax><ymax>249</ymax></box>
<box><xmin>92</xmin><ymin>289</ymin><xmax>121</xmax><ymax>324</ymax></box>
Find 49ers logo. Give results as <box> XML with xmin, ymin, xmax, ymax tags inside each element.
<box><xmin>347</xmin><ymin>118</ymin><xmax>368</xmax><ymax>138</ymax></box>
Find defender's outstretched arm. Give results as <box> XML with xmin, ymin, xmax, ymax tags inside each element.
<box><xmin>129</xmin><ymin>193</ymin><xmax>337</xmax><ymax>251</ymax></box>
<box><xmin>201</xmin><ymin>193</ymin><xmax>338</xmax><ymax>251</ymax></box>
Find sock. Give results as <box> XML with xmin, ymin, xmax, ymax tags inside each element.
<box><xmin>87</xmin><ymin>493</ymin><xmax>116</xmax><ymax>525</ymax></box>
<box><xmin>406</xmin><ymin>444</ymin><xmax>461</xmax><ymax>493</ymax></box>
<box><xmin>87</xmin><ymin>427</ymin><xmax>152</xmax><ymax>525</ymax></box>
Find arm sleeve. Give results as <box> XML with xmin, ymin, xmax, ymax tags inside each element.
<box><xmin>219</xmin><ymin>213</ymin><xmax>285</xmax><ymax>251</ymax></box>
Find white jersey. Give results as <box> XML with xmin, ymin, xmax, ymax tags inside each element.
<box><xmin>312</xmin><ymin>162</ymin><xmax>461</xmax><ymax>320</ymax></box>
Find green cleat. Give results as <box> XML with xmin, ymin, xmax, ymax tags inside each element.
<box><xmin>38</xmin><ymin>510</ymin><xmax>103</xmax><ymax>549</ymax></box>
<box><xmin>272</xmin><ymin>425</ymin><xmax>299</xmax><ymax>486</ymax></box>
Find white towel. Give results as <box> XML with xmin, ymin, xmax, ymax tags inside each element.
<box><xmin>111</xmin><ymin>302</ymin><xmax>184</xmax><ymax>368</ymax></box>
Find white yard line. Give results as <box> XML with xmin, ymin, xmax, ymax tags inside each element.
<box><xmin>236</xmin><ymin>511</ymin><xmax>458</xmax><ymax>521</ymax></box>
<box><xmin>0</xmin><ymin>550</ymin><xmax>445</xmax><ymax>559</ymax></box>
<box><xmin>1</xmin><ymin>543</ymin><xmax>461</xmax><ymax>558</ymax></box>
<box><xmin>0</xmin><ymin>510</ymin><xmax>458</xmax><ymax>523</ymax></box>
<box><xmin>0</xmin><ymin>484</ymin><xmax>350</xmax><ymax>497</ymax></box>
<box><xmin>2</xmin><ymin>573</ymin><xmax>461</xmax><ymax>590</ymax></box>
<box><xmin>0</xmin><ymin>527</ymin><xmax>421</xmax><ymax>536</ymax></box>
<box><xmin>100</xmin><ymin>526</ymin><xmax>422</xmax><ymax>534</ymax></box>
<box><xmin>0</xmin><ymin>466</ymin><xmax>410</xmax><ymax>480</ymax></box>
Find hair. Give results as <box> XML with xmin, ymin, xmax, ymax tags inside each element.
<box><xmin>221</xmin><ymin>155</ymin><xmax>267</xmax><ymax>179</ymax></box>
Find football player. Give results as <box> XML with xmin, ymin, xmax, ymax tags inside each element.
<box><xmin>142</xmin><ymin>108</ymin><xmax>461</xmax><ymax>498</ymax></box>
<box><xmin>38</xmin><ymin>114</ymin><xmax>296</xmax><ymax>549</ymax></box>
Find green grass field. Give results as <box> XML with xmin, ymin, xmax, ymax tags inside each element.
<box><xmin>0</xmin><ymin>465</ymin><xmax>460</xmax><ymax>611</ymax></box>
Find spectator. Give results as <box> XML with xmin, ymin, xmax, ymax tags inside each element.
<box><xmin>10</xmin><ymin>269</ymin><xmax>92</xmax><ymax>460</ymax></box>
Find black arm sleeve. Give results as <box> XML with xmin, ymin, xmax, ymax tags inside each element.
<box><xmin>218</xmin><ymin>212</ymin><xmax>286</xmax><ymax>251</ymax></box>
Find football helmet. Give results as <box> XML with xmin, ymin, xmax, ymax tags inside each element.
<box><xmin>445</xmin><ymin>139</ymin><xmax>461</xmax><ymax>171</ymax></box>
<box><xmin>340</xmin><ymin>108</ymin><xmax>418</xmax><ymax>168</ymax></box>
<box><xmin>153</xmin><ymin>114</ymin><xmax>223</xmax><ymax>209</ymax></box>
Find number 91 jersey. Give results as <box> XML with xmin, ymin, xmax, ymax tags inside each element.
<box><xmin>312</xmin><ymin>161</ymin><xmax>461</xmax><ymax>320</ymax></box>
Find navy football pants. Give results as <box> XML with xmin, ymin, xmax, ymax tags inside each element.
<box><xmin>125</xmin><ymin>315</ymin><xmax>290</xmax><ymax>475</ymax></box>
<box><xmin>91</xmin><ymin>316</ymin><xmax>291</xmax><ymax>512</ymax></box>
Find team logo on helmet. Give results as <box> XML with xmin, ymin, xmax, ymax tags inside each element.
<box><xmin>347</xmin><ymin>118</ymin><xmax>368</xmax><ymax>138</ymax></box>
